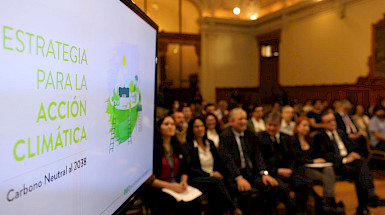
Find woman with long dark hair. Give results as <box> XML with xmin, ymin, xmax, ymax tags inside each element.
<box><xmin>143</xmin><ymin>116</ymin><xmax>201</xmax><ymax>214</ymax></box>
<box><xmin>293</xmin><ymin>116</ymin><xmax>343</xmax><ymax>214</ymax></box>
<box><xmin>204</xmin><ymin>113</ymin><xmax>221</xmax><ymax>149</ymax></box>
<box><xmin>184</xmin><ymin>117</ymin><xmax>242</xmax><ymax>215</ymax></box>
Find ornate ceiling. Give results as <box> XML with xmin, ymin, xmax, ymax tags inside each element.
<box><xmin>191</xmin><ymin>0</ymin><xmax>309</xmax><ymax>20</ymax></box>
<box><xmin>131</xmin><ymin>0</ymin><xmax>326</xmax><ymax>33</ymax></box>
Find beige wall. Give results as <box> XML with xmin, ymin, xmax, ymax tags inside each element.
<box><xmin>200</xmin><ymin>0</ymin><xmax>385</xmax><ymax>102</ymax></box>
<box><xmin>134</xmin><ymin>0</ymin><xmax>200</xmax><ymax>33</ymax></box>
<box><xmin>280</xmin><ymin>0</ymin><xmax>385</xmax><ymax>86</ymax></box>
<box><xmin>164</xmin><ymin>44</ymin><xmax>200</xmax><ymax>88</ymax></box>
<box><xmin>201</xmin><ymin>22</ymin><xmax>259</xmax><ymax>103</ymax></box>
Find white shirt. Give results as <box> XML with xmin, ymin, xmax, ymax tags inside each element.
<box><xmin>352</xmin><ymin>114</ymin><xmax>370</xmax><ymax>138</ymax></box>
<box><xmin>280</xmin><ymin>120</ymin><xmax>295</xmax><ymax>136</ymax></box>
<box><xmin>232</xmin><ymin>128</ymin><xmax>247</xmax><ymax>169</ymax></box>
<box><xmin>215</xmin><ymin>109</ymin><xmax>228</xmax><ymax>121</ymax></box>
<box><xmin>326</xmin><ymin>130</ymin><xmax>348</xmax><ymax>157</ymax></box>
<box><xmin>207</xmin><ymin>129</ymin><xmax>220</xmax><ymax>148</ymax></box>
<box><xmin>251</xmin><ymin>118</ymin><xmax>265</xmax><ymax>133</ymax></box>
<box><xmin>194</xmin><ymin>140</ymin><xmax>214</xmax><ymax>174</ymax></box>
<box><xmin>271</xmin><ymin>133</ymin><xmax>281</xmax><ymax>144</ymax></box>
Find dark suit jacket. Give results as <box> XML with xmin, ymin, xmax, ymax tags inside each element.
<box><xmin>247</xmin><ymin>119</ymin><xmax>255</xmax><ymax>133</ymax></box>
<box><xmin>183</xmin><ymin>139</ymin><xmax>227</xmax><ymax>180</ymax></box>
<box><xmin>335</xmin><ymin>113</ymin><xmax>359</xmax><ymax>135</ymax></box>
<box><xmin>218</xmin><ymin>127</ymin><xmax>266</xmax><ymax>184</ymax></box>
<box><xmin>256</xmin><ymin>131</ymin><xmax>296</xmax><ymax>177</ymax></box>
<box><xmin>312</xmin><ymin>129</ymin><xmax>358</xmax><ymax>170</ymax></box>
<box><xmin>291</xmin><ymin>135</ymin><xmax>328</xmax><ymax>167</ymax></box>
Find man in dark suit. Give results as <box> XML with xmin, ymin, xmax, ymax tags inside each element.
<box><xmin>218</xmin><ymin>108</ymin><xmax>288</xmax><ymax>214</ymax></box>
<box><xmin>256</xmin><ymin>111</ymin><xmax>311</xmax><ymax>214</ymax></box>
<box><xmin>334</xmin><ymin>99</ymin><xmax>368</xmax><ymax>157</ymax></box>
<box><xmin>313</xmin><ymin>111</ymin><xmax>385</xmax><ymax>215</ymax></box>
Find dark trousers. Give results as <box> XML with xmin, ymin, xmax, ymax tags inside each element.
<box><xmin>254</xmin><ymin>177</ymin><xmax>295</xmax><ymax>214</ymax></box>
<box><xmin>354</xmin><ymin>136</ymin><xmax>369</xmax><ymax>158</ymax></box>
<box><xmin>221</xmin><ymin>169</ymin><xmax>265</xmax><ymax>214</ymax></box>
<box><xmin>278</xmin><ymin>171</ymin><xmax>312</xmax><ymax>213</ymax></box>
<box><xmin>375</xmin><ymin>141</ymin><xmax>385</xmax><ymax>151</ymax></box>
<box><xmin>190</xmin><ymin>176</ymin><xmax>237</xmax><ymax>214</ymax></box>
<box><xmin>141</xmin><ymin>188</ymin><xmax>202</xmax><ymax>215</ymax></box>
<box><xmin>336</xmin><ymin>158</ymin><xmax>375</xmax><ymax>207</ymax></box>
<box><xmin>243</xmin><ymin>169</ymin><xmax>304</xmax><ymax>215</ymax></box>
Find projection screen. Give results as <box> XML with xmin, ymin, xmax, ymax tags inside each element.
<box><xmin>0</xmin><ymin>0</ymin><xmax>158</xmax><ymax>214</ymax></box>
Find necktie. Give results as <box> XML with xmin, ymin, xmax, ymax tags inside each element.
<box><xmin>271</xmin><ymin>136</ymin><xmax>283</xmax><ymax>162</ymax></box>
<box><xmin>343</xmin><ymin>115</ymin><xmax>357</xmax><ymax>134</ymax></box>
<box><xmin>271</xmin><ymin>136</ymin><xmax>277</xmax><ymax>144</ymax></box>
<box><xmin>331</xmin><ymin>131</ymin><xmax>347</xmax><ymax>157</ymax></box>
<box><xmin>330</xmin><ymin>132</ymin><xmax>338</xmax><ymax>150</ymax></box>
<box><xmin>240</xmin><ymin>135</ymin><xmax>253</xmax><ymax>169</ymax></box>
<box><xmin>271</xmin><ymin>136</ymin><xmax>280</xmax><ymax>149</ymax></box>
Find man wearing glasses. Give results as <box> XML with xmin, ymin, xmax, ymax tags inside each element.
<box><xmin>313</xmin><ymin>111</ymin><xmax>385</xmax><ymax>215</ymax></box>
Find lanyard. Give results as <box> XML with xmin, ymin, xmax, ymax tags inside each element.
<box><xmin>164</xmin><ymin>144</ymin><xmax>175</xmax><ymax>180</ymax></box>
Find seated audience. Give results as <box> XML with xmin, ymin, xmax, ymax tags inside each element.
<box><xmin>143</xmin><ymin>116</ymin><xmax>201</xmax><ymax>214</ymax></box>
<box><xmin>307</xmin><ymin>99</ymin><xmax>325</xmax><ymax>132</ymax></box>
<box><xmin>302</xmin><ymin>100</ymin><xmax>313</xmax><ymax>113</ymax></box>
<box><xmin>182</xmin><ymin>105</ymin><xmax>193</xmax><ymax>125</ymax></box>
<box><xmin>183</xmin><ymin>117</ymin><xmax>242</xmax><ymax>215</ymax></box>
<box><xmin>204</xmin><ymin>103</ymin><xmax>216</xmax><ymax>115</ymax></box>
<box><xmin>197</xmin><ymin>100</ymin><xmax>208</xmax><ymax>117</ymax></box>
<box><xmin>334</xmin><ymin>99</ymin><xmax>368</xmax><ymax>157</ymax></box>
<box><xmin>368</xmin><ymin>105</ymin><xmax>385</xmax><ymax>151</ymax></box>
<box><xmin>293</xmin><ymin>117</ymin><xmax>343</xmax><ymax>214</ymax></box>
<box><xmin>313</xmin><ymin>111</ymin><xmax>385</xmax><ymax>215</ymax></box>
<box><xmin>189</xmin><ymin>103</ymin><xmax>196</xmax><ymax>116</ymax></box>
<box><xmin>172</xmin><ymin>100</ymin><xmax>180</xmax><ymax>113</ymax></box>
<box><xmin>272</xmin><ymin>102</ymin><xmax>281</xmax><ymax>113</ymax></box>
<box><xmin>332</xmin><ymin>100</ymin><xmax>342</xmax><ymax>113</ymax></box>
<box><xmin>218</xmin><ymin>108</ymin><xmax>282</xmax><ymax>214</ymax></box>
<box><xmin>292</xmin><ymin>103</ymin><xmax>304</xmax><ymax>121</ymax></box>
<box><xmin>280</xmin><ymin>105</ymin><xmax>295</xmax><ymax>136</ymax></box>
<box><xmin>256</xmin><ymin>111</ymin><xmax>311</xmax><ymax>214</ymax></box>
<box><xmin>173</xmin><ymin>111</ymin><xmax>187</xmax><ymax>144</ymax></box>
<box><xmin>215</xmin><ymin>100</ymin><xmax>229</xmax><ymax>124</ymax></box>
<box><xmin>247</xmin><ymin>104</ymin><xmax>266</xmax><ymax>133</ymax></box>
<box><xmin>352</xmin><ymin>104</ymin><xmax>370</xmax><ymax>139</ymax></box>
<box><xmin>322</xmin><ymin>100</ymin><xmax>330</xmax><ymax>111</ymax></box>
<box><xmin>205</xmin><ymin>113</ymin><xmax>221</xmax><ymax>149</ymax></box>
<box><xmin>154</xmin><ymin>94</ymin><xmax>385</xmax><ymax>214</ymax></box>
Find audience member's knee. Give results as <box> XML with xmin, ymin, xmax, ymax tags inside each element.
<box><xmin>323</xmin><ymin>166</ymin><xmax>335</xmax><ymax>176</ymax></box>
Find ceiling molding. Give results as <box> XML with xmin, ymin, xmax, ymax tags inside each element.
<box><xmin>186</xmin><ymin>0</ymin><xmax>204</xmax><ymax>17</ymax></box>
<box><xmin>200</xmin><ymin>0</ymin><xmax>365</xmax><ymax>36</ymax></box>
